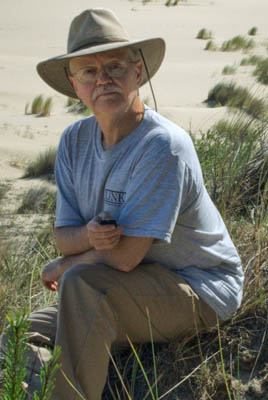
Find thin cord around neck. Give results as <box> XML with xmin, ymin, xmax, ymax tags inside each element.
<box><xmin>139</xmin><ymin>49</ymin><xmax>158</xmax><ymax>112</ymax></box>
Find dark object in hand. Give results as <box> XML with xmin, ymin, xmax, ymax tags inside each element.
<box><xmin>100</xmin><ymin>219</ymin><xmax>117</xmax><ymax>227</ymax></box>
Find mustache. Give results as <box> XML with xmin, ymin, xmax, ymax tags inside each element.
<box><xmin>92</xmin><ymin>84</ymin><xmax>122</xmax><ymax>101</ymax></box>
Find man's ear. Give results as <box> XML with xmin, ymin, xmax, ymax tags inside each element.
<box><xmin>135</xmin><ymin>60</ymin><xmax>143</xmax><ymax>87</ymax></box>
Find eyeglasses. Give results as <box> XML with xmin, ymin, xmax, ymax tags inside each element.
<box><xmin>71</xmin><ymin>60</ymin><xmax>133</xmax><ymax>84</ymax></box>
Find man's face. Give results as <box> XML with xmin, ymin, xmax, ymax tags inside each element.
<box><xmin>69</xmin><ymin>49</ymin><xmax>142</xmax><ymax>117</ymax></box>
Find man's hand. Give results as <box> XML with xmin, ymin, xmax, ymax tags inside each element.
<box><xmin>41</xmin><ymin>250</ymin><xmax>98</xmax><ymax>291</ymax></box>
<box><xmin>87</xmin><ymin>212</ymin><xmax>123</xmax><ymax>250</ymax></box>
<box><xmin>41</xmin><ymin>258</ymin><xmax>62</xmax><ymax>291</ymax></box>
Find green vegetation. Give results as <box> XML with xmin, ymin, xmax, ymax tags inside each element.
<box><xmin>206</xmin><ymin>82</ymin><xmax>267</xmax><ymax>119</ymax></box>
<box><xmin>1</xmin><ymin>310</ymin><xmax>60</xmax><ymax>399</ymax></box>
<box><xmin>253</xmin><ymin>58</ymin><xmax>268</xmax><ymax>85</ymax></box>
<box><xmin>193</xmin><ymin>115</ymin><xmax>268</xmax><ymax>217</ymax></box>
<box><xmin>1</xmin><ymin>90</ymin><xmax>268</xmax><ymax>398</ymax></box>
<box><xmin>248</xmin><ymin>26</ymin><xmax>258</xmax><ymax>36</ymax></box>
<box><xmin>222</xmin><ymin>65</ymin><xmax>237</xmax><ymax>75</ymax></box>
<box><xmin>17</xmin><ymin>186</ymin><xmax>57</xmax><ymax>214</ymax></box>
<box><xmin>65</xmin><ymin>97</ymin><xmax>79</xmax><ymax>107</ymax></box>
<box><xmin>220</xmin><ymin>35</ymin><xmax>255</xmax><ymax>52</ymax></box>
<box><xmin>40</xmin><ymin>97</ymin><xmax>53</xmax><ymax>117</ymax></box>
<box><xmin>23</xmin><ymin>147</ymin><xmax>57</xmax><ymax>180</ymax></box>
<box><xmin>204</xmin><ymin>40</ymin><xmax>218</xmax><ymax>51</ymax></box>
<box><xmin>0</xmin><ymin>184</ymin><xmax>9</xmax><ymax>202</ymax></box>
<box><xmin>165</xmin><ymin>0</ymin><xmax>186</xmax><ymax>6</ymax></box>
<box><xmin>240</xmin><ymin>55</ymin><xmax>265</xmax><ymax>66</ymax></box>
<box><xmin>31</xmin><ymin>95</ymin><xmax>44</xmax><ymax>115</ymax></box>
<box><xmin>25</xmin><ymin>95</ymin><xmax>53</xmax><ymax>117</ymax></box>
<box><xmin>66</xmin><ymin>99</ymin><xmax>92</xmax><ymax>116</ymax></box>
<box><xmin>196</xmin><ymin>28</ymin><xmax>213</xmax><ymax>40</ymax></box>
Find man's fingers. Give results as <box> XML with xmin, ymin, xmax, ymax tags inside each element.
<box><xmin>93</xmin><ymin>235</ymin><xmax>121</xmax><ymax>250</ymax></box>
<box><xmin>88</xmin><ymin>226</ymin><xmax>123</xmax><ymax>238</ymax></box>
<box><xmin>88</xmin><ymin>223</ymin><xmax>118</xmax><ymax>232</ymax></box>
<box><xmin>43</xmin><ymin>280</ymin><xmax>58</xmax><ymax>291</ymax></box>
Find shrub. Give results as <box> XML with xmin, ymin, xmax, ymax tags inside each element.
<box><xmin>240</xmin><ymin>55</ymin><xmax>264</xmax><ymax>66</ymax></box>
<box><xmin>222</xmin><ymin>65</ymin><xmax>236</xmax><ymax>75</ymax></box>
<box><xmin>221</xmin><ymin>35</ymin><xmax>255</xmax><ymax>52</ymax></box>
<box><xmin>248</xmin><ymin>26</ymin><xmax>258</xmax><ymax>36</ymax></box>
<box><xmin>1</xmin><ymin>310</ymin><xmax>61</xmax><ymax>400</ymax></box>
<box><xmin>23</xmin><ymin>147</ymin><xmax>57</xmax><ymax>179</ymax></box>
<box><xmin>17</xmin><ymin>186</ymin><xmax>57</xmax><ymax>214</ymax></box>
<box><xmin>204</xmin><ymin>40</ymin><xmax>218</xmax><ymax>51</ymax></box>
<box><xmin>206</xmin><ymin>82</ymin><xmax>267</xmax><ymax>119</ymax></box>
<box><xmin>253</xmin><ymin>58</ymin><xmax>268</xmax><ymax>85</ymax></box>
<box><xmin>196</xmin><ymin>28</ymin><xmax>213</xmax><ymax>40</ymax></box>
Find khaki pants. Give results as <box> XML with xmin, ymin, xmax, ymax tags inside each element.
<box><xmin>1</xmin><ymin>263</ymin><xmax>217</xmax><ymax>400</ymax></box>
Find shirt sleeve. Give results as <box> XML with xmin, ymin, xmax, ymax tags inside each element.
<box><xmin>117</xmin><ymin>140</ymin><xmax>186</xmax><ymax>243</ymax></box>
<box><xmin>55</xmin><ymin>133</ymin><xmax>85</xmax><ymax>228</ymax></box>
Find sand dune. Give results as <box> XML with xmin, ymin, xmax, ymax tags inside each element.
<box><xmin>0</xmin><ymin>0</ymin><xmax>268</xmax><ymax>178</ymax></box>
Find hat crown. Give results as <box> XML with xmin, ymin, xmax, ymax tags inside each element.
<box><xmin>68</xmin><ymin>8</ymin><xmax>130</xmax><ymax>53</ymax></box>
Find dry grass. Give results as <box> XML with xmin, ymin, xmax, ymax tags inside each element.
<box><xmin>17</xmin><ymin>186</ymin><xmax>56</xmax><ymax>214</ymax></box>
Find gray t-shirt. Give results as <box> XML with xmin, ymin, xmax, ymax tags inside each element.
<box><xmin>55</xmin><ymin>106</ymin><xmax>244</xmax><ymax>320</ymax></box>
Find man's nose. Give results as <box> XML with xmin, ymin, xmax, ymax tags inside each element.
<box><xmin>96</xmin><ymin>67</ymin><xmax>112</xmax><ymax>85</ymax></box>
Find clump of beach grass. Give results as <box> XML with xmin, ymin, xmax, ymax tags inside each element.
<box><xmin>17</xmin><ymin>186</ymin><xmax>57</xmax><ymax>214</ymax></box>
<box><xmin>253</xmin><ymin>57</ymin><xmax>268</xmax><ymax>85</ymax></box>
<box><xmin>196</xmin><ymin>28</ymin><xmax>213</xmax><ymax>40</ymax></box>
<box><xmin>221</xmin><ymin>35</ymin><xmax>255</xmax><ymax>52</ymax></box>
<box><xmin>206</xmin><ymin>82</ymin><xmax>267</xmax><ymax>119</ymax></box>
<box><xmin>0</xmin><ymin>184</ymin><xmax>9</xmax><ymax>202</ymax></box>
<box><xmin>65</xmin><ymin>97</ymin><xmax>79</xmax><ymax>107</ymax></box>
<box><xmin>25</xmin><ymin>95</ymin><xmax>53</xmax><ymax>117</ymax></box>
<box><xmin>193</xmin><ymin>113</ymin><xmax>268</xmax><ymax>217</ymax></box>
<box><xmin>31</xmin><ymin>95</ymin><xmax>44</xmax><ymax>115</ymax></box>
<box><xmin>165</xmin><ymin>0</ymin><xmax>186</xmax><ymax>6</ymax></box>
<box><xmin>240</xmin><ymin>55</ymin><xmax>265</xmax><ymax>66</ymax></box>
<box><xmin>204</xmin><ymin>40</ymin><xmax>218</xmax><ymax>51</ymax></box>
<box><xmin>23</xmin><ymin>147</ymin><xmax>57</xmax><ymax>180</ymax></box>
<box><xmin>66</xmin><ymin>99</ymin><xmax>92</xmax><ymax>116</ymax></box>
<box><xmin>40</xmin><ymin>97</ymin><xmax>53</xmax><ymax>116</ymax></box>
<box><xmin>222</xmin><ymin>65</ymin><xmax>237</xmax><ymax>75</ymax></box>
<box><xmin>248</xmin><ymin>26</ymin><xmax>258</xmax><ymax>36</ymax></box>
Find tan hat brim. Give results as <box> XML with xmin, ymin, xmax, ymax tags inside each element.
<box><xmin>36</xmin><ymin>38</ymin><xmax>165</xmax><ymax>98</ymax></box>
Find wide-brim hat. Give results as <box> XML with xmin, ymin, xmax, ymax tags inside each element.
<box><xmin>37</xmin><ymin>8</ymin><xmax>165</xmax><ymax>99</ymax></box>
